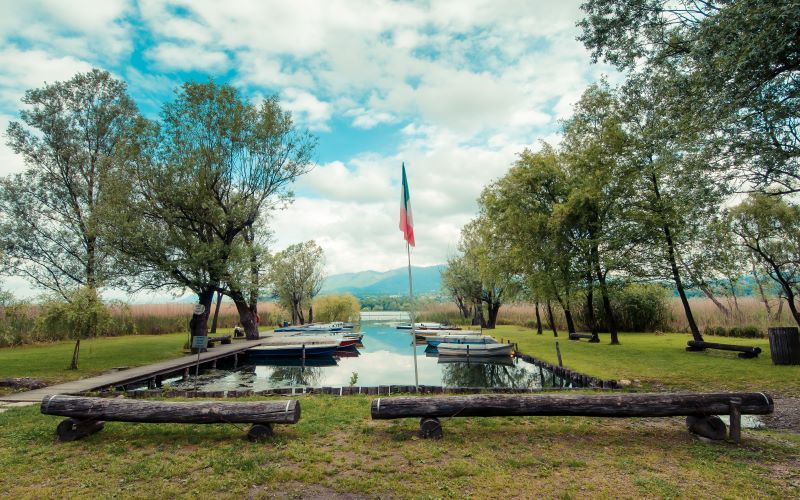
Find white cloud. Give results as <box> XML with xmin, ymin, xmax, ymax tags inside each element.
<box><xmin>281</xmin><ymin>88</ymin><xmax>332</xmax><ymax>132</ymax></box>
<box><xmin>146</xmin><ymin>43</ymin><xmax>229</xmax><ymax>72</ymax></box>
<box><xmin>0</xmin><ymin>46</ymin><xmax>94</xmax><ymax>108</ymax></box>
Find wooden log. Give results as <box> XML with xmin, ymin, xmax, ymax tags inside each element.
<box><xmin>370</xmin><ymin>392</ymin><xmax>773</xmax><ymax>420</ymax></box>
<box><xmin>686</xmin><ymin>340</ymin><xmax>761</xmax><ymax>356</ymax></box>
<box><xmin>686</xmin><ymin>415</ymin><xmax>727</xmax><ymax>441</ymax></box>
<box><xmin>56</xmin><ymin>418</ymin><xmax>105</xmax><ymax>442</ymax></box>
<box><xmin>419</xmin><ymin>417</ymin><xmax>443</xmax><ymax>439</ymax></box>
<box><xmin>768</xmin><ymin>327</ymin><xmax>800</xmax><ymax>365</ymax></box>
<box><xmin>42</xmin><ymin>395</ymin><xmax>300</xmax><ymax>425</ymax></box>
<box><xmin>569</xmin><ymin>333</ymin><xmax>594</xmax><ymax>341</ymax></box>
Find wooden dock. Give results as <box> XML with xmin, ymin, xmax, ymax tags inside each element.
<box><xmin>0</xmin><ymin>337</ymin><xmax>273</xmax><ymax>403</ymax></box>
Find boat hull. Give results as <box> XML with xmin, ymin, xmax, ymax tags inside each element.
<box><xmin>247</xmin><ymin>343</ymin><xmax>339</xmax><ymax>358</ymax></box>
<box><xmin>436</xmin><ymin>343</ymin><xmax>514</xmax><ymax>357</ymax></box>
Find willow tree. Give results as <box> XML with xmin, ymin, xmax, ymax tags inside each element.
<box><xmin>106</xmin><ymin>82</ymin><xmax>314</xmax><ymax>343</ymax></box>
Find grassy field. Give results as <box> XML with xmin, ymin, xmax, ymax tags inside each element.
<box><xmin>1</xmin><ymin>396</ymin><xmax>798</xmax><ymax>498</ymax></box>
<box><xmin>1</xmin><ymin>326</ymin><xmax>799</xmax><ymax>497</ymax></box>
<box><xmin>495</xmin><ymin>326</ymin><xmax>800</xmax><ymax>395</ymax></box>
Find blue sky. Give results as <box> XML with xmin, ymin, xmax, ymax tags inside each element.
<box><xmin>0</xmin><ymin>0</ymin><xmax>613</xmax><ymax>299</ymax></box>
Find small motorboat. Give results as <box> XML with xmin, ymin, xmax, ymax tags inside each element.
<box><xmin>247</xmin><ymin>342</ymin><xmax>339</xmax><ymax>358</ymax></box>
<box><xmin>414</xmin><ymin>329</ymin><xmax>481</xmax><ymax>339</ymax></box>
<box><xmin>426</xmin><ymin>335</ymin><xmax>498</xmax><ymax>347</ymax></box>
<box><xmin>397</xmin><ymin>322</ymin><xmax>459</xmax><ymax>330</ymax></box>
<box><xmin>436</xmin><ymin>343</ymin><xmax>514</xmax><ymax>357</ymax></box>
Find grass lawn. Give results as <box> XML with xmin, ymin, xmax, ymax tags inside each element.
<box><xmin>0</xmin><ymin>332</ymin><xmax>190</xmax><ymax>390</ymax></box>
<box><xmin>1</xmin><ymin>396</ymin><xmax>798</xmax><ymax>498</ymax></box>
<box><xmin>495</xmin><ymin>326</ymin><xmax>800</xmax><ymax>396</ymax></box>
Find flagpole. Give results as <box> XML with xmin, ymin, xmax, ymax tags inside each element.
<box><xmin>407</xmin><ymin>241</ymin><xmax>419</xmax><ymax>391</ymax></box>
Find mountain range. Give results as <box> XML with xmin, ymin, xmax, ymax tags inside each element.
<box><xmin>321</xmin><ymin>265</ymin><xmax>445</xmax><ymax>296</ymax></box>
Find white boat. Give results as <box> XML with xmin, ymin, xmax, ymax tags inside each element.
<box><xmin>436</xmin><ymin>343</ymin><xmax>514</xmax><ymax>357</ymax></box>
<box><xmin>426</xmin><ymin>335</ymin><xmax>497</xmax><ymax>347</ymax></box>
<box><xmin>414</xmin><ymin>329</ymin><xmax>481</xmax><ymax>339</ymax></box>
<box><xmin>397</xmin><ymin>322</ymin><xmax>457</xmax><ymax>330</ymax></box>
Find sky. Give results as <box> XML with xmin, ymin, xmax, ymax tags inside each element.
<box><xmin>0</xmin><ymin>0</ymin><xmax>614</xmax><ymax>300</ymax></box>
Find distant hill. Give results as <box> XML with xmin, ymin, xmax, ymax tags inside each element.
<box><xmin>321</xmin><ymin>265</ymin><xmax>445</xmax><ymax>296</ymax></box>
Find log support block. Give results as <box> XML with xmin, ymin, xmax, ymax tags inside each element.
<box><xmin>419</xmin><ymin>417</ymin><xmax>443</xmax><ymax>439</ymax></box>
<box><xmin>56</xmin><ymin>418</ymin><xmax>105</xmax><ymax>442</ymax></box>
<box><xmin>686</xmin><ymin>415</ymin><xmax>727</xmax><ymax>441</ymax></box>
<box><xmin>729</xmin><ymin>398</ymin><xmax>742</xmax><ymax>444</ymax></box>
<box><xmin>247</xmin><ymin>423</ymin><xmax>273</xmax><ymax>442</ymax></box>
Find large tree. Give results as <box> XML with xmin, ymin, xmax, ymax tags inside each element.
<box><xmin>1</xmin><ymin>69</ymin><xmax>139</xmax><ymax>297</ymax></box>
<box><xmin>268</xmin><ymin>241</ymin><xmax>326</xmax><ymax>325</ymax></box>
<box><xmin>106</xmin><ymin>82</ymin><xmax>314</xmax><ymax>343</ymax></box>
<box><xmin>579</xmin><ymin>0</ymin><xmax>800</xmax><ymax>193</ymax></box>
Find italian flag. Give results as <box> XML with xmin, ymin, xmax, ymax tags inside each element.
<box><xmin>399</xmin><ymin>162</ymin><xmax>415</xmax><ymax>247</ymax></box>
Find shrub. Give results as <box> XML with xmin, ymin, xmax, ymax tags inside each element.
<box><xmin>705</xmin><ymin>325</ymin><xmax>729</xmax><ymax>337</ymax></box>
<box><xmin>728</xmin><ymin>325</ymin><xmax>763</xmax><ymax>338</ymax></box>
<box><xmin>312</xmin><ymin>294</ymin><xmax>361</xmax><ymax>322</ymax></box>
<box><xmin>595</xmin><ymin>283</ymin><xmax>671</xmax><ymax>332</ymax></box>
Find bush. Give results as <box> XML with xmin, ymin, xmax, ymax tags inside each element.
<box><xmin>36</xmin><ymin>287</ymin><xmax>119</xmax><ymax>341</ymax></box>
<box><xmin>705</xmin><ymin>325</ymin><xmax>729</xmax><ymax>337</ymax></box>
<box><xmin>728</xmin><ymin>325</ymin><xmax>763</xmax><ymax>338</ymax></box>
<box><xmin>312</xmin><ymin>294</ymin><xmax>361</xmax><ymax>322</ymax></box>
<box><xmin>595</xmin><ymin>283</ymin><xmax>671</xmax><ymax>332</ymax></box>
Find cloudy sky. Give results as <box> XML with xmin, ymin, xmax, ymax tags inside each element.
<box><xmin>0</xmin><ymin>0</ymin><xmax>613</xmax><ymax>298</ymax></box>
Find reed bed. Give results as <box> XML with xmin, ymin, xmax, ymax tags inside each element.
<box><xmin>417</xmin><ymin>297</ymin><xmax>789</xmax><ymax>337</ymax></box>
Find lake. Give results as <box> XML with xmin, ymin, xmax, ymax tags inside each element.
<box><xmin>164</xmin><ymin>321</ymin><xmax>579</xmax><ymax>392</ymax></box>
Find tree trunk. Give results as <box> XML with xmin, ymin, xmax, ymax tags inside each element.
<box><xmin>591</xmin><ymin>245</ymin><xmax>619</xmax><ymax>345</ymax></box>
<box><xmin>189</xmin><ymin>289</ymin><xmax>215</xmax><ymax>351</ymax></box>
<box><xmin>210</xmin><ymin>291</ymin><xmax>223</xmax><ymax>334</ymax></box>
<box><xmin>308</xmin><ymin>304</ymin><xmax>314</xmax><ymax>324</ymax></box>
<box><xmin>472</xmin><ymin>299</ymin><xmax>485</xmax><ymax>327</ymax></box>
<box><xmin>696</xmin><ymin>281</ymin><xmax>731</xmax><ymax>317</ymax></box>
<box><xmin>229</xmin><ymin>289</ymin><xmax>259</xmax><ymax>340</ymax></box>
<box><xmin>585</xmin><ymin>273</ymin><xmax>599</xmax><ymax>342</ymax></box>
<box><xmin>752</xmin><ymin>259</ymin><xmax>773</xmax><ymax>319</ymax></box>
<box><xmin>649</xmin><ymin>171</ymin><xmax>704</xmax><ymax>341</ymax></box>
<box><xmin>534</xmin><ymin>301</ymin><xmax>543</xmax><ymax>334</ymax></box>
<box><xmin>486</xmin><ymin>302</ymin><xmax>501</xmax><ymax>329</ymax></box>
<box><xmin>546</xmin><ymin>300</ymin><xmax>558</xmax><ymax>337</ymax></box>
<box><xmin>69</xmin><ymin>338</ymin><xmax>81</xmax><ymax>370</ymax></box>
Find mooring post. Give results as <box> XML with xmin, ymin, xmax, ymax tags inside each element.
<box><xmin>556</xmin><ymin>341</ymin><xmax>563</xmax><ymax>367</ymax></box>
<box><xmin>233</xmin><ymin>353</ymin><xmax>238</xmax><ymax>368</ymax></box>
<box><xmin>729</xmin><ymin>397</ymin><xmax>742</xmax><ymax>444</ymax></box>
<box><xmin>183</xmin><ymin>367</ymin><xmax>190</xmax><ymax>379</ymax></box>
<box><xmin>211</xmin><ymin>359</ymin><xmax>217</xmax><ymax>369</ymax></box>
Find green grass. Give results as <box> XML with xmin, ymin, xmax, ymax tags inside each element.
<box><xmin>0</xmin><ymin>332</ymin><xmax>189</xmax><ymax>386</ymax></box>
<box><xmin>0</xmin><ymin>395</ymin><xmax>798</xmax><ymax>498</ymax></box>
<box><xmin>495</xmin><ymin>326</ymin><xmax>800</xmax><ymax>395</ymax></box>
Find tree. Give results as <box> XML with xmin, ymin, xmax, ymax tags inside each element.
<box><xmin>312</xmin><ymin>294</ymin><xmax>361</xmax><ymax>322</ymax></box>
<box><xmin>106</xmin><ymin>82</ymin><xmax>314</xmax><ymax>343</ymax></box>
<box><xmin>1</xmin><ymin>69</ymin><xmax>139</xmax><ymax>298</ymax></box>
<box><xmin>440</xmin><ymin>254</ymin><xmax>480</xmax><ymax>322</ymax></box>
<box><xmin>579</xmin><ymin>0</ymin><xmax>800</xmax><ymax>194</ymax></box>
<box><xmin>268</xmin><ymin>241</ymin><xmax>325</xmax><ymax>325</ymax></box>
<box><xmin>728</xmin><ymin>194</ymin><xmax>800</xmax><ymax>327</ymax></box>
<box><xmin>560</xmin><ymin>83</ymin><xmax>640</xmax><ymax>345</ymax></box>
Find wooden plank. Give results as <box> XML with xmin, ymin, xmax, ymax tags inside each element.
<box><xmin>371</xmin><ymin>392</ymin><xmax>773</xmax><ymax>419</ymax></box>
<box><xmin>41</xmin><ymin>394</ymin><xmax>300</xmax><ymax>425</ymax></box>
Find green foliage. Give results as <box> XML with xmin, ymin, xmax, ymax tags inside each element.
<box><xmin>606</xmin><ymin>283</ymin><xmax>671</xmax><ymax>332</ymax></box>
<box><xmin>35</xmin><ymin>287</ymin><xmax>129</xmax><ymax>342</ymax></box>
<box><xmin>312</xmin><ymin>293</ymin><xmax>360</xmax><ymax>322</ymax></box>
<box><xmin>268</xmin><ymin>241</ymin><xmax>325</xmax><ymax>324</ymax></box>
<box><xmin>705</xmin><ymin>325</ymin><xmax>763</xmax><ymax>339</ymax></box>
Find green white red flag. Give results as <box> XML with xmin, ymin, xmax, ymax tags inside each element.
<box><xmin>399</xmin><ymin>162</ymin><xmax>415</xmax><ymax>247</ymax></box>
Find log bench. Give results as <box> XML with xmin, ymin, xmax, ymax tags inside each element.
<box><xmin>568</xmin><ymin>333</ymin><xmax>599</xmax><ymax>342</ymax></box>
<box><xmin>371</xmin><ymin>392</ymin><xmax>773</xmax><ymax>443</ymax></box>
<box><xmin>41</xmin><ymin>394</ymin><xmax>300</xmax><ymax>442</ymax></box>
<box><xmin>686</xmin><ymin>340</ymin><xmax>762</xmax><ymax>358</ymax></box>
<box><xmin>206</xmin><ymin>335</ymin><xmax>232</xmax><ymax>347</ymax></box>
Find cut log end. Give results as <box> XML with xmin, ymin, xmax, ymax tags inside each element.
<box><xmin>247</xmin><ymin>423</ymin><xmax>273</xmax><ymax>442</ymax></box>
<box><xmin>56</xmin><ymin>418</ymin><xmax>105</xmax><ymax>442</ymax></box>
<box><xmin>419</xmin><ymin>417</ymin><xmax>443</xmax><ymax>439</ymax></box>
<box><xmin>686</xmin><ymin>415</ymin><xmax>727</xmax><ymax>441</ymax></box>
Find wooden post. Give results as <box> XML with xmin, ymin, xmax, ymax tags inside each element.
<box><xmin>729</xmin><ymin>397</ymin><xmax>742</xmax><ymax>444</ymax></box>
<box><xmin>555</xmin><ymin>341</ymin><xmax>563</xmax><ymax>367</ymax></box>
<box><xmin>419</xmin><ymin>417</ymin><xmax>443</xmax><ymax>439</ymax></box>
<box><xmin>767</xmin><ymin>327</ymin><xmax>800</xmax><ymax>365</ymax></box>
<box><xmin>183</xmin><ymin>367</ymin><xmax>189</xmax><ymax>379</ymax></box>
<box><xmin>211</xmin><ymin>359</ymin><xmax>217</xmax><ymax>369</ymax></box>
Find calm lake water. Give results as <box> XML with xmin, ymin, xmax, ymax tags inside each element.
<box><xmin>165</xmin><ymin>322</ymin><xmax>578</xmax><ymax>391</ymax></box>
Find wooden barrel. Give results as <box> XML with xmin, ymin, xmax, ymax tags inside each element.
<box><xmin>768</xmin><ymin>327</ymin><xmax>800</xmax><ymax>365</ymax></box>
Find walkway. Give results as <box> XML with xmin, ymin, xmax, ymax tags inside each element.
<box><xmin>0</xmin><ymin>337</ymin><xmax>271</xmax><ymax>403</ymax></box>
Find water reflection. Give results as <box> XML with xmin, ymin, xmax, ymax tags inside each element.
<box><xmin>168</xmin><ymin>322</ymin><xmax>578</xmax><ymax>391</ymax></box>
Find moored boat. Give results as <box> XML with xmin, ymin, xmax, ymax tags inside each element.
<box><xmin>436</xmin><ymin>343</ymin><xmax>513</xmax><ymax>357</ymax></box>
<box><xmin>437</xmin><ymin>355</ymin><xmax>515</xmax><ymax>366</ymax></box>
<box><xmin>426</xmin><ymin>335</ymin><xmax>497</xmax><ymax>347</ymax></box>
<box><xmin>247</xmin><ymin>343</ymin><xmax>339</xmax><ymax>357</ymax></box>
